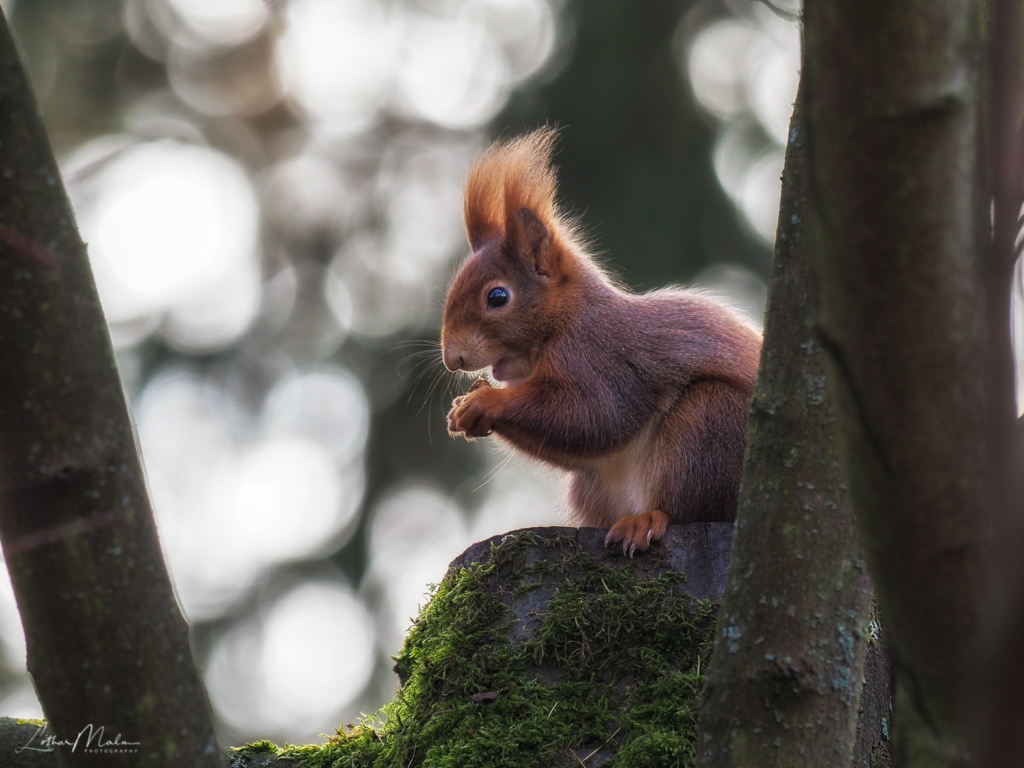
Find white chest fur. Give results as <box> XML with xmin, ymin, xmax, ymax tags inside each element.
<box><xmin>570</xmin><ymin>418</ymin><xmax>660</xmax><ymax>525</ymax></box>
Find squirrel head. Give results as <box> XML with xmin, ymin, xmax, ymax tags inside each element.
<box><xmin>441</xmin><ymin>128</ymin><xmax>585</xmax><ymax>385</ymax></box>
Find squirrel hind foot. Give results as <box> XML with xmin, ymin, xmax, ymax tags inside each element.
<box><xmin>603</xmin><ymin>510</ymin><xmax>671</xmax><ymax>558</ymax></box>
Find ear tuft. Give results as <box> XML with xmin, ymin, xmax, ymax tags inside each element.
<box><xmin>463</xmin><ymin>127</ymin><xmax>562</xmax><ymax>256</ymax></box>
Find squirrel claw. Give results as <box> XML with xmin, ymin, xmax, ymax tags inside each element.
<box><xmin>605</xmin><ymin>510</ymin><xmax>671</xmax><ymax>557</ymax></box>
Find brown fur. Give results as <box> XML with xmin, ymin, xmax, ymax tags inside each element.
<box><xmin>442</xmin><ymin>129</ymin><xmax>761</xmax><ymax>554</ymax></box>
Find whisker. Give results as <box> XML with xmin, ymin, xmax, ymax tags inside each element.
<box><xmin>410</xmin><ymin>358</ymin><xmax>443</xmax><ymax>386</ymax></box>
<box><xmin>386</xmin><ymin>339</ymin><xmax>441</xmax><ymax>354</ymax></box>
<box><xmin>427</xmin><ymin>409</ymin><xmax>433</xmax><ymax>447</ymax></box>
<box><xmin>391</xmin><ymin>351</ymin><xmax>440</xmax><ymax>374</ymax></box>
<box><xmin>408</xmin><ymin>360</ymin><xmax>445</xmax><ymax>404</ymax></box>
<box><xmin>395</xmin><ymin>350</ymin><xmax>445</xmax><ymax>371</ymax></box>
<box><xmin>395</xmin><ymin>349</ymin><xmax>440</xmax><ymax>364</ymax></box>
<box><xmin>473</xmin><ymin>451</ymin><xmax>515</xmax><ymax>493</ymax></box>
<box><xmin>420</xmin><ymin>365</ymin><xmax>452</xmax><ymax>415</ymax></box>
<box><xmin>393</xmin><ymin>346</ymin><xmax>441</xmax><ymax>358</ymax></box>
<box><xmin>443</xmin><ymin>372</ymin><xmax>462</xmax><ymax>399</ymax></box>
<box><xmin>397</xmin><ymin>360</ymin><xmax>433</xmax><ymax>386</ymax></box>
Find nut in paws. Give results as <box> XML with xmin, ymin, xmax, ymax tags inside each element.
<box><xmin>447</xmin><ymin>386</ymin><xmax>497</xmax><ymax>438</ymax></box>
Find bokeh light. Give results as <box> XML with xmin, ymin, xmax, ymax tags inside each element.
<box><xmin>0</xmin><ymin>685</ymin><xmax>42</xmax><ymax>720</ymax></box>
<box><xmin>1013</xmin><ymin>257</ymin><xmax>1024</xmax><ymax>414</ymax></box>
<box><xmin>137</xmin><ymin>365</ymin><xmax>367</xmax><ymax>621</ymax></box>
<box><xmin>206</xmin><ymin>577</ymin><xmax>375</xmax><ymax>742</ymax></box>
<box><xmin>681</xmin><ymin>6</ymin><xmax>799</xmax><ymax>246</ymax></box>
<box><xmin>362</xmin><ymin>465</ymin><xmax>560</xmax><ymax>660</ymax></box>
<box><xmin>258</xmin><ymin>151</ymin><xmax>363</xmax><ymax>240</ymax></box>
<box><xmin>394</xmin><ymin>14</ymin><xmax>510</xmax><ymax>129</ymax></box>
<box><xmin>0</xmin><ymin>558</ymin><xmax>38</xmax><ymax>720</ymax></box>
<box><xmin>0</xmin><ymin>561</ymin><xmax>25</xmax><ymax>668</ymax></box>
<box><xmin>70</xmin><ymin>139</ymin><xmax>261</xmax><ymax>351</ymax></box>
<box><xmin>277</xmin><ymin>0</ymin><xmax>396</xmax><ymax>135</ymax></box>
<box><xmin>363</xmin><ymin>485</ymin><xmax>471</xmax><ymax>656</ymax></box>
<box><xmin>693</xmin><ymin>263</ymin><xmax>769</xmax><ymax>330</ymax></box>
<box><xmin>160</xmin><ymin>0</ymin><xmax>269</xmax><ymax>47</ymax></box>
<box><xmin>686</xmin><ymin>20</ymin><xmax>764</xmax><ymax>120</ymax></box>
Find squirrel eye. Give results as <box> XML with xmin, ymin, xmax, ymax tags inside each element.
<box><xmin>486</xmin><ymin>286</ymin><xmax>510</xmax><ymax>308</ymax></box>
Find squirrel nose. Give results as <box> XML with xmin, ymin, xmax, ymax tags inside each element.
<box><xmin>442</xmin><ymin>350</ymin><xmax>464</xmax><ymax>372</ymax></box>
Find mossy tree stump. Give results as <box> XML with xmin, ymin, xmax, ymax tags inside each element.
<box><xmin>0</xmin><ymin>525</ymin><xmax>891</xmax><ymax>767</ymax></box>
<box><xmin>294</xmin><ymin>525</ymin><xmax>733</xmax><ymax>768</ymax></box>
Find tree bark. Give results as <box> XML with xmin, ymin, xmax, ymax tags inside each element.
<box><xmin>696</xmin><ymin>89</ymin><xmax>874</xmax><ymax>768</ymax></box>
<box><xmin>0</xmin><ymin>8</ymin><xmax>220</xmax><ymax>767</ymax></box>
<box><xmin>803</xmin><ymin>0</ymin><xmax>987</xmax><ymax>766</ymax></box>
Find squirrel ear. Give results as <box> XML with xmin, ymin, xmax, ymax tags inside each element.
<box><xmin>467</xmin><ymin>221</ymin><xmax>501</xmax><ymax>253</ymax></box>
<box><xmin>513</xmin><ymin>207</ymin><xmax>555</xmax><ymax>278</ymax></box>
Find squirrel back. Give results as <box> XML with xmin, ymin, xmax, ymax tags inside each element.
<box><xmin>442</xmin><ymin>129</ymin><xmax>761</xmax><ymax>553</ymax></box>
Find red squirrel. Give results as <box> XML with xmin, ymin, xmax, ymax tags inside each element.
<box><xmin>442</xmin><ymin>128</ymin><xmax>761</xmax><ymax>556</ymax></box>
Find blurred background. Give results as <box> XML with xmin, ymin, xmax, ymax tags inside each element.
<box><xmin>0</xmin><ymin>0</ymin><xmax>802</xmax><ymax>747</ymax></box>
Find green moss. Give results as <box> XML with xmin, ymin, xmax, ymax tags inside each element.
<box><xmin>273</xmin><ymin>532</ymin><xmax>717</xmax><ymax>768</ymax></box>
<box><xmin>237</xmin><ymin>740</ymin><xmax>281</xmax><ymax>755</ymax></box>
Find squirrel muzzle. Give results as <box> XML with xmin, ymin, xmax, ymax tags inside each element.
<box><xmin>442</xmin><ymin>348</ymin><xmax>464</xmax><ymax>373</ymax></box>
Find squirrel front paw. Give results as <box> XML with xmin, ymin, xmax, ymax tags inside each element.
<box><xmin>447</xmin><ymin>380</ymin><xmax>499</xmax><ymax>439</ymax></box>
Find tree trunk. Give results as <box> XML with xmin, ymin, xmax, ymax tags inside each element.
<box><xmin>0</xmin><ymin>8</ymin><xmax>220</xmax><ymax>767</ymax></box>
<box><xmin>803</xmin><ymin>0</ymin><xmax>987</xmax><ymax>765</ymax></box>
<box><xmin>696</xmin><ymin>89</ymin><xmax>875</xmax><ymax>768</ymax></box>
